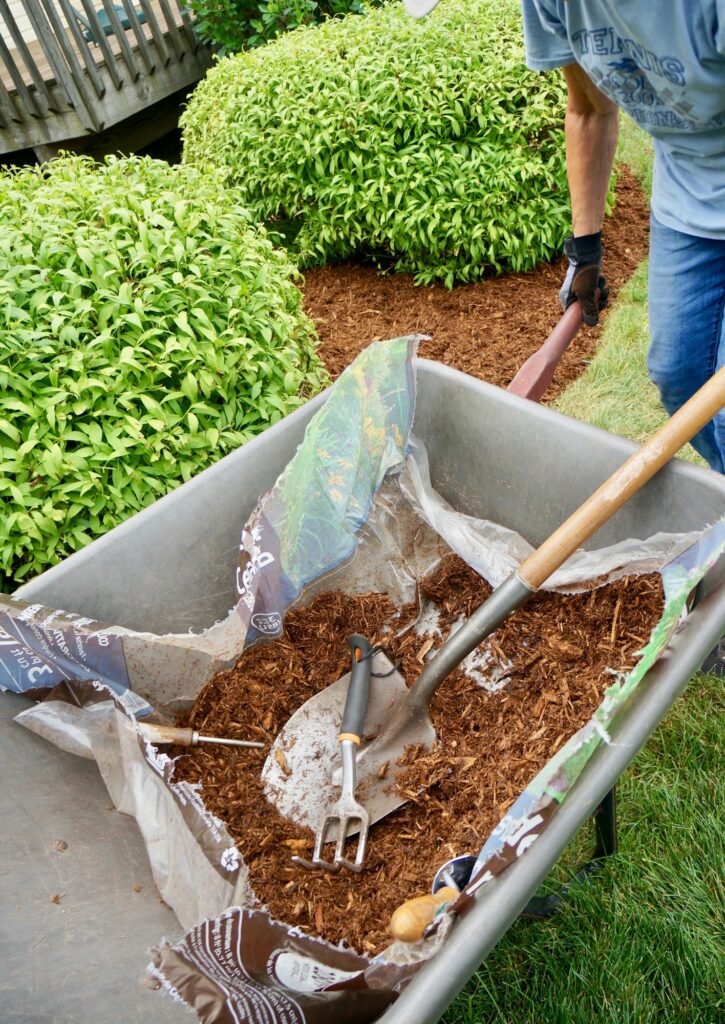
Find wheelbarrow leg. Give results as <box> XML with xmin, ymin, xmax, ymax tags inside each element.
<box><xmin>592</xmin><ymin>787</ymin><xmax>618</xmax><ymax>860</ymax></box>
<box><xmin>521</xmin><ymin>787</ymin><xmax>618</xmax><ymax>920</ymax></box>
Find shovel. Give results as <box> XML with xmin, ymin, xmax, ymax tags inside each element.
<box><xmin>262</xmin><ymin>366</ymin><xmax>725</xmax><ymax>844</ymax></box>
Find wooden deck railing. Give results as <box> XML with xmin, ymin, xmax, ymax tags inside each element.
<box><xmin>0</xmin><ymin>0</ymin><xmax>212</xmax><ymax>157</ymax></box>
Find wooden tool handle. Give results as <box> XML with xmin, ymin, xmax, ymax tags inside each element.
<box><xmin>518</xmin><ymin>364</ymin><xmax>725</xmax><ymax>590</ymax></box>
<box><xmin>139</xmin><ymin>723</ymin><xmax>195</xmax><ymax>746</ymax></box>
<box><xmin>507</xmin><ymin>300</ymin><xmax>583</xmax><ymax>403</ymax></box>
<box><xmin>389</xmin><ymin>886</ymin><xmax>459</xmax><ymax>943</ymax></box>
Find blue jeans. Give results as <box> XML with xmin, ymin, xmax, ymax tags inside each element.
<box><xmin>647</xmin><ymin>215</ymin><xmax>725</xmax><ymax>473</ymax></box>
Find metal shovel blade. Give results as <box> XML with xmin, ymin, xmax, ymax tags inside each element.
<box><xmin>262</xmin><ymin>578</ymin><xmax>539</xmax><ymax>837</ymax></box>
<box><xmin>261</xmin><ymin>651</ymin><xmax>430</xmax><ymax>835</ymax></box>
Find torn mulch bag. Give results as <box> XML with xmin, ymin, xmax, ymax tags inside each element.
<box><xmin>2</xmin><ymin>337</ymin><xmax>724</xmax><ymax>1023</ymax></box>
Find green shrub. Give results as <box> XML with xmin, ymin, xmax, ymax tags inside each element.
<box><xmin>190</xmin><ymin>0</ymin><xmax>379</xmax><ymax>55</ymax></box>
<box><xmin>182</xmin><ymin>0</ymin><xmax>572</xmax><ymax>285</ymax></box>
<box><xmin>0</xmin><ymin>155</ymin><xmax>328</xmax><ymax>588</ymax></box>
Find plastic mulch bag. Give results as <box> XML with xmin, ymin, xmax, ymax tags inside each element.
<box><xmin>3</xmin><ymin>337</ymin><xmax>724</xmax><ymax>1023</ymax></box>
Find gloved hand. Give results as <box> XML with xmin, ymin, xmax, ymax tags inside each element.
<box><xmin>559</xmin><ymin>232</ymin><xmax>609</xmax><ymax>327</ymax></box>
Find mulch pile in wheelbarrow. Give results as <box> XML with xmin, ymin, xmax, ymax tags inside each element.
<box><xmin>303</xmin><ymin>167</ymin><xmax>649</xmax><ymax>399</ymax></box>
<box><xmin>173</xmin><ymin>556</ymin><xmax>664</xmax><ymax>955</ymax></box>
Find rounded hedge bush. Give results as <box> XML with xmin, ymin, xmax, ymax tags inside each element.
<box><xmin>0</xmin><ymin>155</ymin><xmax>327</xmax><ymax>587</ymax></box>
<box><xmin>182</xmin><ymin>0</ymin><xmax>571</xmax><ymax>285</ymax></box>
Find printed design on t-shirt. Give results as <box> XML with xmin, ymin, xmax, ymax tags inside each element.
<box><xmin>569</xmin><ymin>26</ymin><xmax>716</xmax><ymax>131</ymax></box>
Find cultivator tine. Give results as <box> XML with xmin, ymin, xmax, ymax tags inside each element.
<box><xmin>292</xmin><ymin>853</ymin><xmax>341</xmax><ymax>872</ymax></box>
<box><xmin>291</xmin><ymin>809</ymin><xmax>369</xmax><ymax>873</ymax></box>
<box><xmin>292</xmin><ymin>820</ymin><xmax>342</xmax><ymax>872</ymax></box>
<box><xmin>332</xmin><ymin>812</ymin><xmax>368</xmax><ymax>873</ymax></box>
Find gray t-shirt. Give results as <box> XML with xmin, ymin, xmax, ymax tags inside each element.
<box><xmin>521</xmin><ymin>0</ymin><xmax>725</xmax><ymax>239</ymax></box>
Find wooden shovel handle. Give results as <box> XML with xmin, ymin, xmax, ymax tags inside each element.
<box><xmin>518</xmin><ymin>364</ymin><xmax>725</xmax><ymax>591</ymax></box>
<box><xmin>389</xmin><ymin>886</ymin><xmax>459</xmax><ymax>943</ymax></box>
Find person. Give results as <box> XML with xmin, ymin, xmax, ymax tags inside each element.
<box><xmin>405</xmin><ymin>0</ymin><xmax>725</xmax><ymax>474</ymax></box>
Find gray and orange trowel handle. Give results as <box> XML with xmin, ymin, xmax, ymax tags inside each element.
<box><xmin>339</xmin><ymin>635</ymin><xmax>374</xmax><ymax>743</ymax></box>
<box><xmin>405</xmin><ymin>363</ymin><xmax>725</xmax><ymax>716</ymax></box>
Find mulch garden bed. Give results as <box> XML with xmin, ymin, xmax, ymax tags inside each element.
<box><xmin>173</xmin><ymin>556</ymin><xmax>664</xmax><ymax>956</ymax></box>
<box><xmin>303</xmin><ymin>167</ymin><xmax>650</xmax><ymax>398</ymax></box>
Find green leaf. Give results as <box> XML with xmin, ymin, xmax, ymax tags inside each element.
<box><xmin>0</xmin><ymin>418</ymin><xmax>20</xmax><ymax>443</ymax></box>
<box><xmin>181</xmin><ymin>372</ymin><xmax>199</xmax><ymax>402</ymax></box>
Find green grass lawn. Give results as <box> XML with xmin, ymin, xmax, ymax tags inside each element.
<box><xmin>441</xmin><ymin>118</ymin><xmax>724</xmax><ymax>1024</ymax></box>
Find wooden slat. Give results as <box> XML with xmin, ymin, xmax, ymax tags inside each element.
<box><xmin>118</xmin><ymin>0</ymin><xmax>155</xmax><ymax>74</ymax></box>
<box><xmin>97</xmin><ymin>0</ymin><xmax>141</xmax><ymax>82</ymax></box>
<box><xmin>136</xmin><ymin>0</ymin><xmax>170</xmax><ymax>66</ymax></box>
<box><xmin>1</xmin><ymin>47</ymin><xmax>211</xmax><ymax>155</ymax></box>
<box><xmin>0</xmin><ymin>0</ymin><xmax>56</xmax><ymax>111</ymax></box>
<box><xmin>178</xmin><ymin>2</ymin><xmax>200</xmax><ymax>54</ymax></box>
<box><xmin>0</xmin><ymin>30</ymin><xmax>43</xmax><ymax>117</ymax></box>
<box><xmin>37</xmin><ymin>0</ymin><xmax>102</xmax><ymax>131</ymax></box>
<box><xmin>155</xmin><ymin>0</ymin><xmax>186</xmax><ymax>60</ymax></box>
<box><xmin>56</xmin><ymin>0</ymin><xmax>106</xmax><ymax>100</ymax></box>
<box><xmin>78</xmin><ymin>0</ymin><xmax>124</xmax><ymax>91</ymax></box>
<box><xmin>17</xmin><ymin>0</ymin><xmax>96</xmax><ymax>125</ymax></box>
<box><xmin>0</xmin><ymin>74</ymin><xmax>19</xmax><ymax>126</ymax></box>
<box><xmin>0</xmin><ymin>0</ymin><xmax>211</xmax><ymax>154</ymax></box>
<box><xmin>1</xmin><ymin>1</ymin><xmax>193</xmax><ymax>93</ymax></box>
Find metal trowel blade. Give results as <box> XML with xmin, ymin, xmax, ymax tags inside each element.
<box><xmin>261</xmin><ymin>651</ymin><xmax>430</xmax><ymax>837</ymax></box>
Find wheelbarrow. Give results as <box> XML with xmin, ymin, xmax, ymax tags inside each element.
<box><xmin>2</xmin><ymin>338</ymin><xmax>724</xmax><ymax>1023</ymax></box>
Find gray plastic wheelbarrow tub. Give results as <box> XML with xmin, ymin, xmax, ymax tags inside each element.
<box><xmin>4</xmin><ymin>358</ymin><xmax>725</xmax><ymax>1024</ymax></box>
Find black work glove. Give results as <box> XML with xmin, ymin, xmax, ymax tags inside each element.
<box><xmin>559</xmin><ymin>232</ymin><xmax>609</xmax><ymax>327</ymax></box>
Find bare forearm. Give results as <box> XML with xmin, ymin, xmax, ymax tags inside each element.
<box><xmin>562</xmin><ymin>64</ymin><xmax>619</xmax><ymax>237</ymax></box>
<box><xmin>566</xmin><ymin>108</ymin><xmax>619</xmax><ymax>235</ymax></box>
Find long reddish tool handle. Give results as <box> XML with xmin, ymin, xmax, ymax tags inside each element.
<box><xmin>507</xmin><ymin>300</ymin><xmax>583</xmax><ymax>402</ymax></box>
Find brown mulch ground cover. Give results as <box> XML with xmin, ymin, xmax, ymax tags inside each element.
<box><xmin>303</xmin><ymin>167</ymin><xmax>649</xmax><ymax>398</ymax></box>
<box><xmin>173</xmin><ymin>556</ymin><xmax>664</xmax><ymax>956</ymax></box>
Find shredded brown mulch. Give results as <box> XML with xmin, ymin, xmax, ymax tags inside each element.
<box><xmin>173</xmin><ymin>556</ymin><xmax>664</xmax><ymax>956</ymax></box>
<box><xmin>303</xmin><ymin>167</ymin><xmax>650</xmax><ymax>398</ymax></box>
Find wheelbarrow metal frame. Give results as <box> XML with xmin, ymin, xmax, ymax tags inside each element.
<box><xmin>8</xmin><ymin>358</ymin><xmax>725</xmax><ymax>1024</ymax></box>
